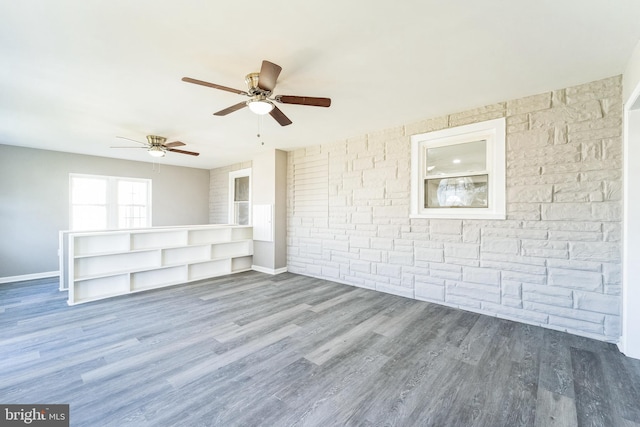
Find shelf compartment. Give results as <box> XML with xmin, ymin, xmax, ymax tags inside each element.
<box><xmin>211</xmin><ymin>240</ymin><xmax>253</xmax><ymax>259</ymax></box>
<box><xmin>72</xmin><ymin>274</ymin><xmax>129</xmax><ymax>304</ymax></box>
<box><xmin>188</xmin><ymin>259</ymin><xmax>231</xmax><ymax>281</ymax></box>
<box><xmin>188</xmin><ymin>227</ymin><xmax>231</xmax><ymax>245</ymax></box>
<box><xmin>231</xmin><ymin>226</ymin><xmax>253</xmax><ymax>241</ymax></box>
<box><xmin>231</xmin><ymin>256</ymin><xmax>253</xmax><ymax>272</ymax></box>
<box><xmin>131</xmin><ymin>266</ymin><xmax>186</xmax><ymax>291</ymax></box>
<box><xmin>74</xmin><ymin>250</ymin><xmax>159</xmax><ymax>278</ymax></box>
<box><xmin>73</xmin><ymin>232</ymin><xmax>130</xmax><ymax>256</ymax></box>
<box><xmin>163</xmin><ymin>245</ymin><xmax>210</xmax><ymax>265</ymax></box>
<box><xmin>131</xmin><ymin>230</ymin><xmax>188</xmax><ymax>250</ymax></box>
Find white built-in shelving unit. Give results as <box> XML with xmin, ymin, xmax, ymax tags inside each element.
<box><xmin>60</xmin><ymin>225</ymin><xmax>253</xmax><ymax>305</ymax></box>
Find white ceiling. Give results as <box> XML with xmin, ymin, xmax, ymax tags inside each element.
<box><xmin>1</xmin><ymin>1</ymin><xmax>639</xmax><ymax>170</ymax></box>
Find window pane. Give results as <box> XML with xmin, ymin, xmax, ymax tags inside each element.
<box><xmin>425</xmin><ymin>175</ymin><xmax>488</xmax><ymax>208</ymax></box>
<box><xmin>426</xmin><ymin>140</ymin><xmax>486</xmax><ymax>175</ymax></box>
<box><xmin>72</xmin><ymin>206</ymin><xmax>107</xmax><ymax>230</ymax></box>
<box><xmin>234</xmin><ymin>176</ymin><xmax>250</xmax><ymax>202</ymax></box>
<box><xmin>235</xmin><ymin>202</ymin><xmax>249</xmax><ymax>225</ymax></box>
<box><xmin>118</xmin><ymin>205</ymin><xmax>147</xmax><ymax>229</ymax></box>
<box><xmin>72</xmin><ymin>177</ymin><xmax>107</xmax><ymax>204</ymax></box>
<box><xmin>118</xmin><ymin>180</ymin><xmax>147</xmax><ymax>204</ymax></box>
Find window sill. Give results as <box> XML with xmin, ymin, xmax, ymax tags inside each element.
<box><xmin>410</xmin><ymin>212</ymin><xmax>506</xmax><ymax>220</ymax></box>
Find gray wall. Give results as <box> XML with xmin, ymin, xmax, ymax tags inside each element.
<box><xmin>0</xmin><ymin>145</ymin><xmax>210</xmax><ymax>278</ymax></box>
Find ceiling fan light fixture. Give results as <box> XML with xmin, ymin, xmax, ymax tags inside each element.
<box><xmin>148</xmin><ymin>146</ymin><xmax>166</xmax><ymax>157</ymax></box>
<box><xmin>247</xmin><ymin>99</ymin><xmax>274</xmax><ymax>115</ymax></box>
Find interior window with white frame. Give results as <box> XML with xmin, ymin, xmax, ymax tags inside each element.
<box><xmin>70</xmin><ymin>174</ymin><xmax>152</xmax><ymax>230</ymax></box>
<box><xmin>410</xmin><ymin>117</ymin><xmax>506</xmax><ymax>219</ymax></box>
<box><xmin>228</xmin><ymin>168</ymin><xmax>251</xmax><ymax>225</ymax></box>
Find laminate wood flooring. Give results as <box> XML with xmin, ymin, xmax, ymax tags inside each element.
<box><xmin>1</xmin><ymin>272</ymin><xmax>640</xmax><ymax>426</ymax></box>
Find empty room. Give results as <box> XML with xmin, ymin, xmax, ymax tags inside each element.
<box><xmin>2</xmin><ymin>1</ymin><xmax>640</xmax><ymax>426</ymax></box>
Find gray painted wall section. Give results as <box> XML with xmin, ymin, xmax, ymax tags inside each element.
<box><xmin>0</xmin><ymin>145</ymin><xmax>210</xmax><ymax>278</ymax></box>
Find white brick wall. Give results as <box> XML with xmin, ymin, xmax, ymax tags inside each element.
<box><xmin>286</xmin><ymin>75</ymin><xmax>623</xmax><ymax>342</ymax></box>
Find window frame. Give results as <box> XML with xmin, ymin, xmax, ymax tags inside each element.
<box><xmin>228</xmin><ymin>168</ymin><xmax>252</xmax><ymax>225</ymax></box>
<box><xmin>69</xmin><ymin>173</ymin><xmax>152</xmax><ymax>230</ymax></box>
<box><xmin>410</xmin><ymin>117</ymin><xmax>506</xmax><ymax>220</ymax></box>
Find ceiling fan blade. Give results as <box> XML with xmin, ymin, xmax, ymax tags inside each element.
<box><xmin>214</xmin><ymin>101</ymin><xmax>248</xmax><ymax>116</ymax></box>
<box><xmin>182</xmin><ymin>77</ymin><xmax>248</xmax><ymax>96</ymax></box>
<box><xmin>275</xmin><ymin>95</ymin><xmax>331</xmax><ymax>107</ymax></box>
<box><xmin>110</xmin><ymin>146</ymin><xmax>145</xmax><ymax>148</ymax></box>
<box><xmin>167</xmin><ymin>148</ymin><xmax>200</xmax><ymax>156</ymax></box>
<box><xmin>164</xmin><ymin>141</ymin><xmax>186</xmax><ymax>148</ymax></box>
<box><xmin>115</xmin><ymin>136</ymin><xmax>146</xmax><ymax>145</ymax></box>
<box><xmin>269</xmin><ymin>105</ymin><xmax>292</xmax><ymax>126</ymax></box>
<box><xmin>257</xmin><ymin>60</ymin><xmax>282</xmax><ymax>92</ymax></box>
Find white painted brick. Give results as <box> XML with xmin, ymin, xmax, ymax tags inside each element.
<box><xmin>603</xmin><ymin>263</ymin><xmax>621</xmax><ymax>286</ymax></box>
<box><xmin>591</xmin><ymin>202</ymin><xmax>621</xmax><ymax>222</ymax></box>
<box><xmin>521</xmin><ymin>240</ymin><xmax>568</xmax><ymax>259</ymax></box>
<box><xmin>353</xmin><ymin>157</ymin><xmax>374</xmax><ymax>171</ymax></box>
<box><xmin>323</xmin><ymin>240</ymin><xmax>349</xmax><ymax>252</ymax></box>
<box><xmin>481</xmin><ymin>238</ymin><xmax>520</xmax><ymax>255</ymax></box>
<box><xmin>369</xmin><ymin>237</ymin><xmax>393</xmax><ymax>250</ymax></box>
<box><xmin>507</xmin><ymin>92</ymin><xmax>552</xmax><ymax>115</ymax></box>
<box><xmin>376</xmin><ymin>283</ymin><xmax>414</xmax><ymax>298</ymax></box>
<box><xmin>375</xmin><ymin>263</ymin><xmax>403</xmax><ymax>279</ymax></box>
<box><xmin>286</xmin><ymin>75</ymin><xmax>622</xmax><ymax>342</ymax></box>
<box><xmin>415</xmin><ymin>247</ymin><xmax>444</xmax><ymax>263</ymax></box>
<box><xmin>430</xmin><ymin>219</ymin><xmax>462</xmax><ymax>235</ymax></box>
<box><xmin>548</xmin><ymin>316</ymin><xmax>604</xmax><ymax>336</ymax></box>
<box><xmin>507</xmin><ymin>128</ymin><xmax>553</xmax><ymax>151</ymax></box>
<box><xmin>462</xmin><ymin>267</ymin><xmax>501</xmax><ymax>286</ymax></box>
<box><xmin>351</xmin><ymin>211</ymin><xmax>372</xmax><ymax>224</ymax></box>
<box><xmin>570</xmin><ymin>242</ymin><xmax>621</xmax><ymax>263</ymax></box>
<box><xmin>350</xmin><ymin>260</ymin><xmax>371</xmax><ymax>273</ymax></box>
<box><xmin>350</xmin><ymin>236</ymin><xmax>370</xmax><ymax>249</ymax></box>
<box><xmin>374</xmin><ymin>205</ymin><xmax>409</xmax><ymax>218</ymax></box>
<box><xmin>446</xmin><ymin>281</ymin><xmax>500</xmax><ymax>303</ymax></box>
<box><xmin>522</xmin><ymin>283</ymin><xmax>573</xmax><ymax>308</ymax></box>
<box><xmin>360</xmin><ymin>249</ymin><xmax>382</xmax><ymax>262</ymax></box>
<box><xmin>525</xmin><ymin>301</ymin><xmax>604</xmax><ymax>324</ymax></box>
<box><xmin>445</xmin><ymin>294</ymin><xmax>482</xmax><ymax>309</ymax></box>
<box><xmin>508</xmin><ymin>185</ymin><xmax>553</xmax><ymax>203</ymax></box>
<box><xmin>446</xmin><ymin>257</ymin><xmax>480</xmax><ymax>267</ymax></box>
<box><xmin>546</xmin><ymin>259</ymin><xmax>601</xmax><ymax>272</ymax></box>
<box><xmin>482</xmin><ymin>302</ymin><xmax>549</xmax><ymax>324</ymax></box>
<box><xmin>502</xmin><ymin>281</ymin><xmax>522</xmax><ymax>298</ymax></box>
<box><xmin>415</xmin><ymin>282</ymin><xmax>444</xmax><ymax>301</ymax></box>
<box><xmin>501</xmin><ymin>271</ymin><xmax>547</xmax><ymax>285</ymax></box>
<box><xmin>604</xmin><ymin>315</ymin><xmax>621</xmax><ymax>337</ymax></box>
<box><xmin>507</xmin><ymin>203</ymin><xmax>541</xmax><ymax>220</ymax></box>
<box><xmin>388</xmin><ymin>251</ymin><xmax>414</xmax><ymax>266</ymax></box>
<box><xmin>541</xmin><ymin>203</ymin><xmax>592</xmax><ymax>221</ymax></box>
<box><xmin>502</xmin><ymin>297</ymin><xmax>523</xmax><ymax>308</ymax></box>
<box><xmin>574</xmin><ymin>291</ymin><xmax>620</xmax><ymax>315</ymax></box>
<box><xmin>353</xmin><ymin>187</ymin><xmax>385</xmax><ymax>201</ymax></box>
<box><xmin>548</xmin><ymin>268</ymin><xmax>602</xmax><ymax>292</ymax></box>
<box><xmin>445</xmin><ymin>243</ymin><xmax>479</xmax><ymax>260</ymax></box>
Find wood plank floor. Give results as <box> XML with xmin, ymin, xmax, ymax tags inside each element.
<box><xmin>1</xmin><ymin>271</ymin><xmax>640</xmax><ymax>426</ymax></box>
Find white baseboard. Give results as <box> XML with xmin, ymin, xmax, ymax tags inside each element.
<box><xmin>0</xmin><ymin>271</ymin><xmax>59</xmax><ymax>284</ymax></box>
<box><xmin>251</xmin><ymin>265</ymin><xmax>288</xmax><ymax>275</ymax></box>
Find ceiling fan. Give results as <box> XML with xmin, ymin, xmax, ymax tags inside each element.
<box><xmin>112</xmin><ymin>135</ymin><xmax>200</xmax><ymax>157</ymax></box>
<box><xmin>182</xmin><ymin>60</ymin><xmax>331</xmax><ymax>126</ymax></box>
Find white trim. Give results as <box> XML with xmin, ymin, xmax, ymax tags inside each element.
<box><xmin>410</xmin><ymin>117</ymin><xmax>506</xmax><ymax>220</ymax></box>
<box><xmin>621</xmin><ymin>83</ymin><xmax>640</xmax><ymax>359</ymax></box>
<box><xmin>251</xmin><ymin>265</ymin><xmax>288</xmax><ymax>275</ymax></box>
<box><xmin>228</xmin><ymin>168</ymin><xmax>252</xmax><ymax>225</ymax></box>
<box><xmin>0</xmin><ymin>271</ymin><xmax>59</xmax><ymax>284</ymax></box>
